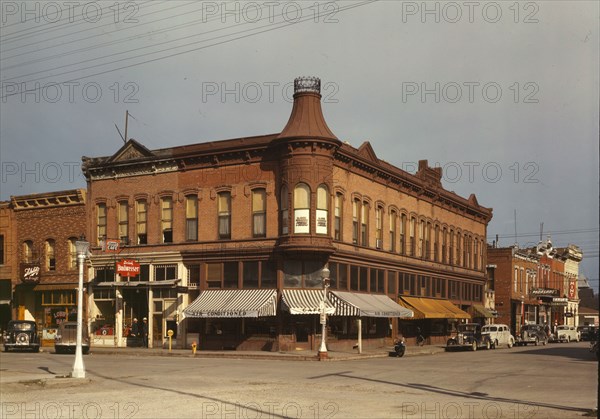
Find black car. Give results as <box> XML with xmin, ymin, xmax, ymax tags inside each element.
<box><xmin>3</xmin><ymin>320</ymin><xmax>40</xmax><ymax>352</ymax></box>
<box><xmin>516</xmin><ymin>324</ymin><xmax>548</xmax><ymax>346</ymax></box>
<box><xmin>446</xmin><ymin>323</ymin><xmax>492</xmax><ymax>351</ymax></box>
<box><xmin>577</xmin><ymin>325</ymin><xmax>597</xmax><ymax>341</ymax></box>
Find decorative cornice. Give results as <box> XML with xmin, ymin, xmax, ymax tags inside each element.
<box><xmin>11</xmin><ymin>189</ymin><xmax>86</xmax><ymax>211</ymax></box>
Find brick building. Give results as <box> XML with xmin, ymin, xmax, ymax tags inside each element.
<box><xmin>81</xmin><ymin>77</ymin><xmax>493</xmax><ymax>351</ymax></box>
<box><xmin>488</xmin><ymin>238</ymin><xmax>583</xmax><ymax>334</ymax></box>
<box><xmin>11</xmin><ymin>189</ymin><xmax>87</xmax><ymax>344</ymax></box>
<box><xmin>0</xmin><ymin>201</ymin><xmax>17</xmax><ymax>330</ymax></box>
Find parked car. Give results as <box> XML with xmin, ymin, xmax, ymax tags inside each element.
<box><xmin>447</xmin><ymin>323</ymin><xmax>492</xmax><ymax>351</ymax></box>
<box><xmin>577</xmin><ymin>325</ymin><xmax>597</xmax><ymax>341</ymax></box>
<box><xmin>481</xmin><ymin>324</ymin><xmax>515</xmax><ymax>348</ymax></box>
<box><xmin>554</xmin><ymin>325</ymin><xmax>580</xmax><ymax>343</ymax></box>
<box><xmin>55</xmin><ymin>321</ymin><xmax>90</xmax><ymax>354</ymax></box>
<box><xmin>515</xmin><ymin>324</ymin><xmax>547</xmax><ymax>346</ymax></box>
<box><xmin>3</xmin><ymin>320</ymin><xmax>40</xmax><ymax>352</ymax></box>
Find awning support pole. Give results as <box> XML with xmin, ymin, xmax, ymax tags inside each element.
<box><xmin>357</xmin><ymin>318</ymin><xmax>362</xmax><ymax>354</ymax></box>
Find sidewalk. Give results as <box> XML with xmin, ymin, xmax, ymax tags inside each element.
<box><xmin>86</xmin><ymin>343</ymin><xmax>446</xmax><ymax>361</ymax></box>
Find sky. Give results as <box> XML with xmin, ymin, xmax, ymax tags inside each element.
<box><xmin>1</xmin><ymin>1</ymin><xmax>598</xmax><ymax>291</ymax></box>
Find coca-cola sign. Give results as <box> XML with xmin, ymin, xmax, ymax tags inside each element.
<box><xmin>21</xmin><ymin>263</ymin><xmax>41</xmax><ymax>283</ymax></box>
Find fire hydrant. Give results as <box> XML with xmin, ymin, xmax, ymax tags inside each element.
<box><xmin>191</xmin><ymin>341</ymin><xmax>197</xmax><ymax>355</ymax></box>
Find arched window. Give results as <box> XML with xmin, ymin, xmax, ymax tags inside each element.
<box><xmin>218</xmin><ymin>192</ymin><xmax>231</xmax><ymax>239</ymax></box>
<box><xmin>352</xmin><ymin>200</ymin><xmax>359</xmax><ymax>244</ymax></box>
<box><xmin>161</xmin><ymin>196</ymin><xmax>173</xmax><ymax>243</ymax></box>
<box><xmin>280</xmin><ymin>185</ymin><xmax>289</xmax><ymax>235</ymax></box>
<box><xmin>449</xmin><ymin>229</ymin><xmax>454</xmax><ymax>265</ymax></box>
<box><xmin>293</xmin><ymin>183</ymin><xmax>310</xmax><ymax>234</ymax></box>
<box><xmin>186</xmin><ymin>195</ymin><xmax>198</xmax><ymax>241</ymax></box>
<box><xmin>118</xmin><ymin>201</ymin><xmax>129</xmax><ymax>244</ymax></box>
<box><xmin>23</xmin><ymin>240</ymin><xmax>33</xmax><ymax>263</ymax></box>
<box><xmin>316</xmin><ymin>185</ymin><xmax>328</xmax><ymax>235</ymax></box>
<box><xmin>96</xmin><ymin>203</ymin><xmax>106</xmax><ymax>245</ymax></box>
<box><xmin>334</xmin><ymin>193</ymin><xmax>343</xmax><ymax>240</ymax></box>
<box><xmin>361</xmin><ymin>202</ymin><xmax>369</xmax><ymax>246</ymax></box>
<box><xmin>389</xmin><ymin>210</ymin><xmax>397</xmax><ymax>252</ymax></box>
<box><xmin>45</xmin><ymin>239</ymin><xmax>55</xmax><ymax>271</ymax></box>
<box><xmin>409</xmin><ymin>217</ymin><xmax>416</xmax><ymax>256</ymax></box>
<box><xmin>375</xmin><ymin>206</ymin><xmax>383</xmax><ymax>249</ymax></box>
<box><xmin>400</xmin><ymin>214</ymin><xmax>406</xmax><ymax>255</ymax></box>
<box><xmin>252</xmin><ymin>189</ymin><xmax>266</xmax><ymax>238</ymax></box>
<box><xmin>136</xmin><ymin>199</ymin><xmax>148</xmax><ymax>245</ymax></box>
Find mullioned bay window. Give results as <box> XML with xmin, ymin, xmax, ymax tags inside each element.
<box><xmin>293</xmin><ymin>183</ymin><xmax>310</xmax><ymax>234</ymax></box>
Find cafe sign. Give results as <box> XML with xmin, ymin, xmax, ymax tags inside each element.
<box><xmin>20</xmin><ymin>263</ymin><xmax>41</xmax><ymax>284</ymax></box>
<box><xmin>116</xmin><ymin>259</ymin><xmax>141</xmax><ymax>277</ymax></box>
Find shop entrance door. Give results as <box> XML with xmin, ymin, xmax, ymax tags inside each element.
<box><xmin>153</xmin><ymin>314</ymin><xmax>163</xmax><ymax>348</ymax></box>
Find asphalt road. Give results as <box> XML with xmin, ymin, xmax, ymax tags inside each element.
<box><xmin>1</xmin><ymin>342</ymin><xmax>597</xmax><ymax>419</ymax></box>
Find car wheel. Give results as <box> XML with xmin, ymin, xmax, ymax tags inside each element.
<box><xmin>471</xmin><ymin>341</ymin><xmax>477</xmax><ymax>351</ymax></box>
<box><xmin>494</xmin><ymin>339</ymin><xmax>499</xmax><ymax>349</ymax></box>
<box><xmin>567</xmin><ymin>336</ymin><xmax>570</xmax><ymax>343</ymax></box>
<box><xmin>3</xmin><ymin>346</ymin><xmax>8</xmax><ymax>352</ymax></box>
<box><xmin>534</xmin><ymin>337</ymin><xmax>539</xmax><ymax>346</ymax></box>
<box><xmin>485</xmin><ymin>340</ymin><xmax>491</xmax><ymax>350</ymax></box>
<box><xmin>508</xmin><ymin>339</ymin><xmax>514</xmax><ymax>348</ymax></box>
<box><xmin>543</xmin><ymin>339</ymin><xmax>548</xmax><ymax>345</ymax></box>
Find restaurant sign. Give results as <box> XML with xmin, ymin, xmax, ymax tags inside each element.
<box><xmin>530</xmin><ymin>288</ymin><xmax>559</xmax><ymax>296</ymax></box>
<box><xmin>20</xmin><ymin>263</ymin><xmax>41</xmax><ymax>284</ymax></box>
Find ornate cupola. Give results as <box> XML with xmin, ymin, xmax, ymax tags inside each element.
<box><xmin>275</xmin><ymin>77</ymin><xmax>341</xmax><ymax>255</ymax></box>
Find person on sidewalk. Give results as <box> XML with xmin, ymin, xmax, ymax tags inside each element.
<box><xmin>141</xmin><ymin>317</ymin><xmax>148</xmax><ymax>348</ymax></box>
<box><xmin>130</xmin><ymin>318</ymin><xmax>139</xmax><ymax>347</ymax></box>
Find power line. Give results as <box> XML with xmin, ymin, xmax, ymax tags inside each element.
<box><xmin>1</xmin><ymin>1</ymin><xmax>377</xmax><ymax>100</ymax></box>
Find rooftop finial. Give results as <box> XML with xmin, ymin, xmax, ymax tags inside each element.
<box><xmin>294</xmin><ymin>76</ymin><xmax>320</xmax><ymax>94</ymax></box>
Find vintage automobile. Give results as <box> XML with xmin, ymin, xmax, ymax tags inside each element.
<box><xmin>515</xmin><ymin>324</ymin><xmax>548</xmax><ymax>346</ymax></box>
<box><xmin>555</xmin><ymin>325</ymin><xmax>580</xmax><ymax>343</ymax></box>
<box><xmin>577</xmin><ymin>325</ymin><xmax>597</xmax><ymax>341</ymax></box>
<box><xmin>446</xmin><ymin>323</ymin><xmax>492</xmax><ymax>351</ymax></box>
<box><xmin>54</xmin><ymin>321</ymin><xmax>90</xmax><ymax>354</ymax></box>
<box><xmin>3</xmin><ymin>320</ymin><xmax>40</xmax><ymax>352</ymax></box>
<box><xmin>481</xmin><ymin>323</ymin><xmax>515</xmax><ymax>348</ymax></box>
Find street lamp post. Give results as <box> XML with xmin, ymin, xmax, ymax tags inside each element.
<box><xmin>72</xmin><ymin>237</ymin><xmax>89</xmax><ymax>379</ymax></box>
<box><xmin>318</xmin><ymin>266</ymin><xmax>330</xmax><ymax>361</ymax></box>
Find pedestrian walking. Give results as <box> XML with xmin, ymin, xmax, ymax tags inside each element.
<box><xmin>130</xmin><ymin>318</ymin><xmax>139</xmax><ymax>346</ymax></box>
<box><xmin>141</xmin><ymin>317</ymin><xmax>148</xmax><ymax>348</ymax></box>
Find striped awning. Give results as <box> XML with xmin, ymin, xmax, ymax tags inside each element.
<box><xmin>97</xmin><ymin>280</ymin><xmax>180</xmax><ymax>287</ymax></box>
<box><xmin>281</xmin><ymin>289</ymin><xmax>335</xmax><ymax>315</ymax></box>
<box><xmin>184</xmin><ymin>289</ymin><xmax>277</xmax><ymax>318</ymax></box>
<box><xmin>329</xmin><ymin>291</ymin><xmax>414</xmax><ymax>318</ymax></box>
<box><xmin>470</xmin><ymin>304</ymin><xmax>495</xmax><ymax>319</ymax></box>
<box><xmin>399</xmin><ymin>297</ymin><xmax>471</xmax><ymax>320</ymax></box>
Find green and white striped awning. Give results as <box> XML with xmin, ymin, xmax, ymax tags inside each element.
<box><xmin>183</xmin><ymin>289</ymin><xmax>277</xmax><ymax>318</ymax></box>
<box><xmin>281</xmin><ymin>289</ymin><xmax>335</xmax><ymax>315</ymax></box>
<box><xmin>330</xmin><ymin>291</ymin><xmax>414</xmax><ymax>318</ymax></box>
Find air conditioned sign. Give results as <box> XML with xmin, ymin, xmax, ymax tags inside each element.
<box><xmin>20</xmin><ymin>263</ymin><xmax>40</xmax><ymax>283</ymax></box>
<box><xmin>116</xmin><ymin>259</ymin><xmax>140</xmax><ymax>277</ymax></box>
<box><xmin>101</xmin><ymin>239</ymin><xmax>120</xmax><ymax>253</ymax></box>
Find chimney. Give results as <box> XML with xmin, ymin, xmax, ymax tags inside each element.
<box><xmin>276</xmin><ymin>76</ymin><xmax>338</xmax><ymax>141</ymax></box>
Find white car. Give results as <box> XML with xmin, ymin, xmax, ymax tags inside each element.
<box><xmin>555</xmin><ymin>325</ymin><xmax>580</xmax><ymax>343</ymax></box>
<box><xmin>481</xmin><ymin>324</ymin><xmax>515</xmax><ymax>349</ymax></box>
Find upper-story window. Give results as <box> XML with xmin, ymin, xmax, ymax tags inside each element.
<box><xmin>45</xmin><ymin>239</ymin><xmax>55</xmax><ymax>271</ymax></box>
<box><xmin>252</xmin><ymin>189</ymin><xmax>266</xmax><ymax>238</ymax></box>
<box><xmin>449</xmin><ymin>229</ymin><xmax>455</xmax><ymax>265</ymax></box>
<box><xmin>442</xmin><ymin>227</ymin><xmax>448</xmax><ymax>264</ymax></box>
<box><xmin>97</xmin><ymin>203</ymin><xmax>106</xmax><ymax>245</ymax></box>
<box><xmin>293</xmin><ymin>183</ymin><xmax>310</xmax><ymax>234</ymax></box>
<box><xmin>68</xmin><ymin>238</ymin><xmax>77</xmax><ymax>270</ymax></box>
<box><xmin>360</xmin><ymin>202</ymin><xmax>369</xmax><ymax>246</ymax></box>
<box><xmin>316</xmin><ymin>185</ymin><xmax>328</xmax><ymax>235</ymax></box>
<box><xmin>186</xmin><ymin>195</ymin><xmax>198</xmax><ymax>241</ymax></box>
<box><xmin>514</xmin><ymin>267</ymin><xmax>518</xmax><ymax>292</ymax></box>
<box><xmin>463</xmin><ymin>234</ymin><xmax>469</xmax><ymax>268</ymax></box>
<box><xmin>375</xmin><ymin>206</ymin><xmax>383</xmax><ymax>249</ymax></box>
<box><xmin>161</xmin><ymin>196</ymin><xmax>173</xmax><ymax>243</ymax></box>
<box><xmin>218</xmin><ymin>192</ymin><xmax>231</xmax><ymax>239</ymax></box>
<box><xmin>418</xmin><ymin>220</ymin><xmax>425</xmax><ymax>258</ymax></box>
<box><xmin>136</xmin><ymin>199</ymin><xmax>147</xmax><ymax>245</ymax></box>
<box><xmin>118</xmin><ymin>201</ymin><xmax>129</xmax><ymax>244</ymax></box>
<box><xmin>425</xmin><ymin>222</ymin><xmax>432</xmax><ymax>260</ymax></box>
<box><xmin>456</xmin><ymin>232</ymin><xmax>462</xmax><ymax>266</ymax></box>
<box><xmin>400</xmin><ymin>214</ymin><xmax>406</xmax><ymax>255</ymax></box>
<box><xmin>23</xmin><ymin>240</ymin><xmax>33</xmax><ymax>263</ymax></box>
<box><xmin>280</xmin><ymin>185</ymin><xmax>289</xmax><ymax>235</ymax></box>
<box><xmin>434</xmin><ymin>225</ymin><xmax>440</xmax><ymax>262</ymax></box>
<box><xmin>474</xmin><ymin>239</ymin><xmax>479</xmax><ymax>270</ymax></box>
<box><xmin>352</xmin><ymin>200</ymin><xmax>359</xmax><ymax>244</ymax></box>
<box><xmin>0</xmin><ymin>235</ymin><xmax>4</xmax><ymax>265</ymax></box>
<box><xmin>389</xmin><ymin>210</ymin><xmax>397</xmax><ymax>252</ymax></box>
<box><xmin>334</xmin><ymin>193</ymin><xmax>342</xmax><ymax>240</ymax></box>
<box><xmin>409</xmin><ymin>217</ymin><xmax>416</xmax><ymax>257</ymax></box>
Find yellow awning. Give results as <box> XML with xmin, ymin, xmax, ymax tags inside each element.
<box><xmin>399</xmin><ymin>297</ymin><xmax>471</xmax><ymax>320</ymax></box>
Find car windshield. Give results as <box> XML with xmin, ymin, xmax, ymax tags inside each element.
<box><xmin>458</xmin><ymin>324</ymin><xmax>479</xmax><ymax>332</ymax></box>
<box><xmin>557</xmin><ymin>326</ymin><xmax>569</xmax><ymax>330</ymax></box>
<box><xmin>11</xmin><ymin>323</ymin><xmax>33</xmax><ymax>331</ymax></box>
